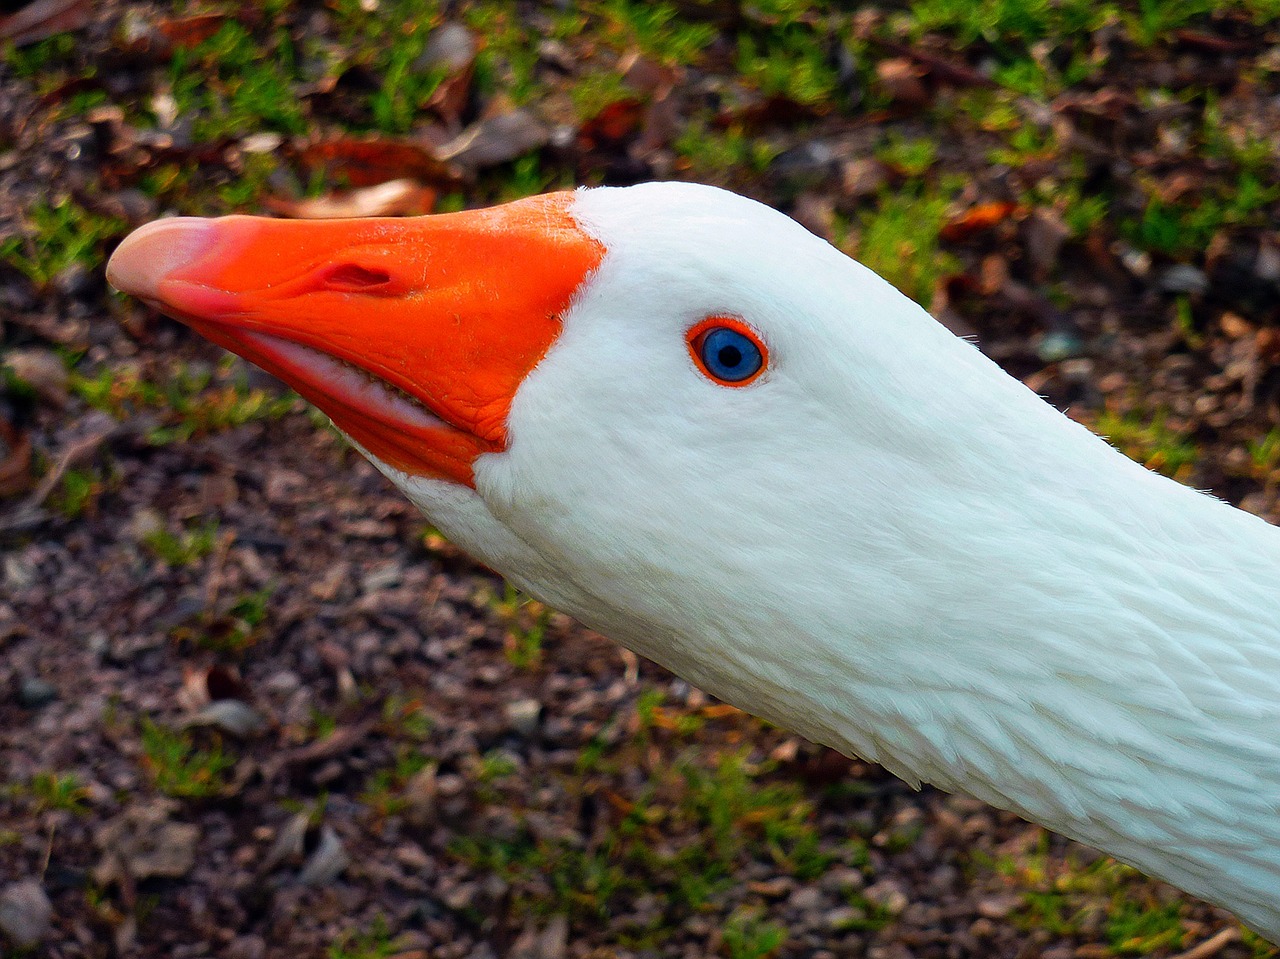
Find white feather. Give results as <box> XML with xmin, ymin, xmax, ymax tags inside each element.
<box><xmin>369</xmin><ymin>182</ymin><xmax>1280</xmax><ymax>939</ymax></box>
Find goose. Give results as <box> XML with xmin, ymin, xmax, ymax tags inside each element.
<box><xmin>106</xmin><ymin>182</ymin><xmax>1280</xmax><ymax>942</ymax></box>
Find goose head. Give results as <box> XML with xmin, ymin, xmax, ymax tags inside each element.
<box><xmin>108</xmin><ymin>182</ymin><xmax>1280</xmax><ymax>940</ymax></box>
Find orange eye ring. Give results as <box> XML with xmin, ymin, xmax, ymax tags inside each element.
<box><xmin>686</xmin><ymin>316</ymin><xmax>768</xmax><ymax>388</ymax></box>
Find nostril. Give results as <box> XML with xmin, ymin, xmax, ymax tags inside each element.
<box><xmin>324</xmin><ymin>263</ymin><xmax>393</xmax><ymax>291</ymax></box>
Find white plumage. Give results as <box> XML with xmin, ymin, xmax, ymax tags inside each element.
<box><xmin>387</xmin><ymin>184</ymin><xmax>1280</xmax><ymax>938</ymax></box>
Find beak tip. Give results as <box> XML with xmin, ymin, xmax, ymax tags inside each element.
<box><xmin>107</xmin><ymin>217</ymin><xmax>219</xmax><ymax>301</ymax></box>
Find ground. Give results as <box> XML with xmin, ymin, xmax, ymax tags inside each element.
<box><xmin>2</xmin><ymin>1</ymin><xmax>1280</xmax><ymax>957</ymax></box>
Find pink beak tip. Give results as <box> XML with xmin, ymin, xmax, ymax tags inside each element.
<box><xmin>107</xmin><ymin>217</ymin><xmax>219</xmax><ymax>301</ymax></box>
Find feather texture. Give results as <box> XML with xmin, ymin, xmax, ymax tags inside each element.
<box><xmin>363</xmin><ymin>183</ymin><xmax>1280</xmax><ymax>939</ymax></box>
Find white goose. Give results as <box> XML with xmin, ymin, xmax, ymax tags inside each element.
<box><xmin>107</xmin><ymin>182</ymin><xmax>1280</xmax><ymax>941</ymax></box>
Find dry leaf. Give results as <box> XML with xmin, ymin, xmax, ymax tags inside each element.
<box><xmin>874</xmin><ymin>59</ymin><xmax>929</xmax><ymax>108</ymax></box>
<box><xmin>0</xmin><ymin>419</ymin><xmax>33</xmax><ymax>499</ymax></box>
<box><xmin>297</xmin><ymin>137</ymin><xmax>461</xmax><ymax>188</ymax></box>
<box><xmin>0</xmin><ymin>0</ymin><xmax>91</xmax><ymax>46</ymax></box>
<box><xmin>157</xmin><ymin>13</ymin><xmax>229</xmax><ymax>49</ymax></box>
<box><xmin>265</xmin><ymin>179</ymin><xmax>437</xmax><ymax>218</ymax></box>
<box><xmin>578</xmin><ymin>99</ymin><xmax>645</xmax><ymax>150</ymax></box>
<box><xmin>939</xmin><ymin>201</ymin><xmax>1021</xmax><ymax>242</ymax></box>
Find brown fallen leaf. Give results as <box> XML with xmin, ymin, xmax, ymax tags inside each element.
<box><xmin>296</xmin><ymin>137</ymin><xmax>462</xmax><ymax>188</ymax></box>
<box><xmin>37</xmin><ymin>75</ymin><xmax>106</xmax><ymax>108</ymax></box>
<box><xmin>1173</xmin><ymin>29</ymin><xmax>1255</xmax><ymax>54</ymax></box>
<box><xmin>874</xmin><ymin>58</ymin><xmax>929</xmax><ymax>108</ymax></box>
<box><xmin>265</xmin><ymin>179</ymin><xmax>437</xmax><ymax>219</ymax></box>
<box><xmin>714</xmin><ymin>93</ymin><xmax>820</xmax><ymax>131</ymax></box>
<box><xmin>157</xmin><ymin>13</ymin><xmax>230</xmax><ymax>50</ymax></box>
<box><xmin>0</xmin><ymin>0</ymin><xmax>90</xmax><ymax>46</ymax></box>
<box><xmin>939</xmin><ymin>201</ymin><xmax>1022</xmax><ymax>242</ymax></box>
<box><xmin>578</xmin><ymin>98</ymin><xmax>646</xmax><ymax>151</ymax></box>
<box><xmin>871</xmin><ymin>38</ymin><xmax>997</xmax><ymax>89</ymax></box>
<box><xmin>0</xmin><ymin>418</ymin><xmax>33</xmax><ymax>499</ymax></box>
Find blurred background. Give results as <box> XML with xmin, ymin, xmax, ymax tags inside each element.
<box><xmin>2</xmin><ymin>1</ymin><xmax>1279</xmax><ymax>957</ymax></box>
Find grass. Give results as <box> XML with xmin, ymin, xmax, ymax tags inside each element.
<box><xmin>2</xmin><ymin>771</ymin><xmax>90</xmax><ymax>814</ymax></box>
<box><xmin>1092</xmin><ymin>409</ymin><xmax>1198</xmax><ymax>479</ymax></box>
<box><xmin>140</xmin><ymin>720</ymin><xmax>237</xmax><ymax>799</ymax></box>
<box><xmin>451</xmin><ymin>743</ymin><xmax>831</xmax><ymax>925</ymax></box>
<box><xmin>600</xmin><ymin>0</ymin><xmax>717</xmax><ymax>68</ymax></box>
<box><xmin>50</xmin><ymin>467</ymin><xmax>106</xmax><ymax>519</ymax></box>
<box><xmin>875</xmin><ymin>133</ymin><xmax>938</xmax><ymax>178</ymax></box>
<box><xmin>167</xmin><ymin>21</ymin><xmax>307</xmax><ymax>140</ymax></box>
<box><xmin>850</xmin><ymin>184</ymin><xmax>961</xmax><ymax>307</ymax></box>
<box><xmin>181</xmin><ymin>587</ymin><xmax>273</xmax><ymax>655</ymax></box>
<box><xmin>488</xmin><ymin>582</ymin><xmax>552</xmax><ymax>670</ymax></box>
<box><xmin>674</xmin><ymin>122</ymin><xmax>781</xmax><ymax>182</ymax></box>
<box><xmin>982</xmin><ymin>841</ymin><xmax>1192</xmax><ymax>954</ymax></box>
<box><xmin>329</xmin><ymin>916</ymin><xmax>400</xmax><ymax>959</ymax></box>
<box><xmin>142</xmin><ymin>520</ymin><xmax>220</xmax><ymax>567</ymax></box>
<box><xmin>1123</xmin><ymin>173</ymin><xmax>1280</xmax><ymax>257</ymax></box>
<box><xmin>328</xmin><ymin>0</ymin><xmax>449</xmax><ymax>134</ymax></box>
<box><xmin>722</xmin><ymin>909</ymin><xmax>788</xmax><ymax>959</ymax></box>
<box><xmin>71</xmin><ymin>361</ymin><xmax>298</xmax><ymax>445</ymax></box>
<box><xmin>360</xmin><ymin>750</ymin><xmax>433</xmax><ymax>818</ymax></box>
<box><xmin>736</xmin><ymin>28</ymin><xmax>841</xmax><ymax>108</ymax></box>
<box><xmin>3</xmin><ymin>199</ymin><xmax>125</xmax><ymax>287</ymax></box>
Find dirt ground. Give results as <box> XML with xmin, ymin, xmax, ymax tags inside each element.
<box><xmin>3</xmin><ymin>1</ymin><xmax>1280</xmax><ymax>957</ymax></box>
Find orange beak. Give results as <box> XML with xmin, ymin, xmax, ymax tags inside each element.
<box><xmin>106</xmin><ymin>193</ymin><xmax>603</xmax><ymax>486</ymax></box>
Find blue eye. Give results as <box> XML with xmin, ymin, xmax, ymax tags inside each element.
<box><xmin>692</xmin><ymin>323</ymin><xmax>765</xmax><ymax>385</ymax></box>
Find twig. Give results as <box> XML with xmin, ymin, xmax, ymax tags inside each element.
<box><xmin>871</xmin><ymin>37</ymin><xmax>998</xmax><ymax>88</ymax></box>
<box><xmin>25</xmin><ymin>421</ymin><xmax>120</xmax><ymax>510</ymax></box>
<box><xmin>0</xmin><ymin>421</ymin><xmax>120</xmax><ymax>534</ymax></box>
<box><xmin>1170</xmin><ymin>928</ymin><xmax>1240</xmax><ymax>959</ymax></box>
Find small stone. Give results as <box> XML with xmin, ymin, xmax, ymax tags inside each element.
<box><xmin>420</xmin><ymin>21</ymin><xmax>477</xmax><ymax>72</ymax></box>
<box><xmin>403</xmin><ymin>764</ymin><xmax>438</xmax><ymax>827</ymax></box>
<box><xmin>240</xmin><ymin>133</ymin><xmax>283</xmax><ymax>154</ymax></box>
<box><xmin>504</xmin><ymin>698</ymin><xmax>542</xmax><ymax>737</ymax></box>
<box><xmin>93</xmin><ymin>801</ymin><xmax>200</xmax><ymax>885</ymax></box>
<box><xmin>1158</xmin><ymin>263</ymin><xmax>1209</xmax><ymax>294</ymax></box>
<box><xmin>4</xmin><ymin>348</ymin><xmax>69</xmax><ymax>407</ymax></box>
<box><xmin>17</xmin><ymin>677</ymin><xmax>58</xmax><ymax>708</ymax></box>
<box><xmin>862</xmin><ymin>880</ymin><xmax>908</xmax><ymax>916</ymax></box>
<box><xmin>184</xmin><ymin>699</ymin><xmax>266</xmax><ymax>739</ymax></box>
<box><xmin>824</xmin><ymin>905</ymin><xmax>860</xmax><ymax>930</ymax></box>
<box><xmin>438</xmin><ymin>110</ymin><xmax>550</xmax><ymax>169</ymax></box>
<box><xmin>976</xmin><ymin>894</ymin><xmax>1021</xmax><ymax>919</ymax></box>
<box><xmin>260</xmin><ymin>812</ymin><xmax>309</xmax><ymax>873</ymax></box>
<box><xmin>536</xmin><ymin>914</ymin><xmax>568</xmax><ymax>959</ymax></box>
<box><xmin>788</xmin><ymin>886</ymin><xmax>823</xmax><ymax>911</ymax></box>
<box><xmin>1036</xmin><ymin>329</ymin><xmax>1085</xmax><ymax>363</ymax></box>
<box><xmin>0</xmin><ymin>880</ymin><xmax>53</xmax><ymax>948</ymax></box>
<box><xmin>360</xmin><ymin>561</ymin><xmax>403</xmax><ymax>593</ymax></box>
<box><xmin>771</xmin><ymin>141</ymin><xmax>838</xmax><ymax>179</ymax></box>
<box><xmin>297</xmin><ymin>826</ymin><xmax>348</xmax><ymax>886</ymax></box>
<box><xmin>53</xmin><ymin>261</ymin><xmax>99</xmax><ymax>300</ymax></box>
<box><xmin>225</xmin><ymin>934</ymin><xmax>267</xmax><ymax>959</ymax></box>
<box><xmin>840</xmin><ymin>157</ymin><xmax>888</xmax><ymax>199</ymax></box>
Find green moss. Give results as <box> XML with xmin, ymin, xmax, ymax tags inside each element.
<box><xmin>5</xmin><ymin>199</ymin><xmax>125</xmax><ymax>286</ymax></box>
<box><xmin>452</xmin><ymin>747</ymin><xmax>830</xmax><ymax>921</ymax></box>
<box><xmin>1093</xmin><ymin>409</ymin><xmax>1198</xmax><ymax>478</ymax></box>
<box><xmin>140</xmin><ymin>720</ymin><xmax>236</xmax><ymax>798</ymax></box>
<box><xmin>142</xmin><ymin>520</ymin><xmax>220</xmax><ymax>567</ymax></box>
<box><xmin>853</xmin><ymin>184</ymin><xmax>961</xmax><ymax>307</ymax></box>
<box><xmin>167</xmin><ymin>21</ymin><xmax>307</xmax><ymax>140</ymax></box>
<box><xmin>722</xmin><ymin>909</ymin><xmax>787</xmax><ymax>959</ymax></box>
